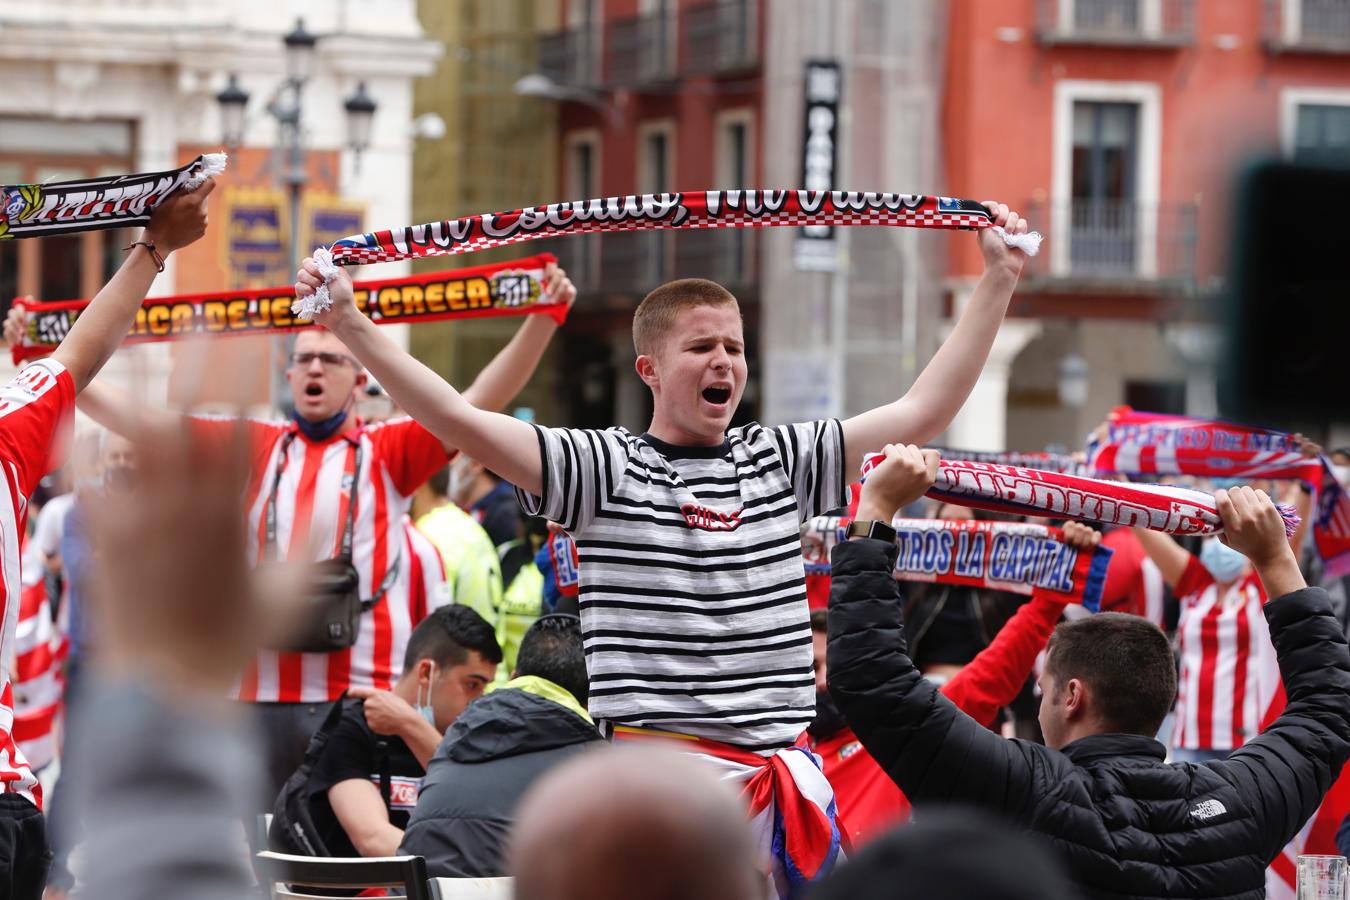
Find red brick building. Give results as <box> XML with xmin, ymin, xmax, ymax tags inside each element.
<box><xmin>941</xmin><ymin>0</ymin><xmax>1350</xmax><ymax>449</ymax></box>
<box><xmin>536</xmin><ymin>0</ymin><xmax>764</xmax><ymax>430</ymax></box>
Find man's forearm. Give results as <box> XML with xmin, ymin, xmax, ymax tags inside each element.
<box><xmin>325</xmin><ymin>309</ymin><xmax>544</xmax><ymax>495</ymax></box>
<box><xmin>77</xmin><ymin>380</ymin><xmax>183</xmax><ymax>442</ymax></box>
<box><xmin>462</xmin><ymin>315</ymin><xmax>559</xmax><ymax>413</ymax></box>
<box><xmin>903</xmin><ymin>266</ymin><xmax>1017</xmax><ymax>439</ymax></box>
<box><xmin>1255</xmin><ymin>551</ymin><xmax>1307</xmax><ymax>601</ymax></box>
<box><xmin>53</xmin><ymin>247</ymin><xmax>161</xmax><ymax>392</ymax></box>
<box><xmin>402</xmin><ymin>718</ymin><xmax>442</xmax><ymax>770</ymax></box>
<box><xmin>840</xmin><ymin>266</ymin><xmax>1017</xmax><ymax>469</ymax></box>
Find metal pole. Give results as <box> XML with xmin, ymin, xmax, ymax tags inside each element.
<box><xmin>274</xmin><ymin>77</ymin><xmax>308</xmax><ymax>414</ymax></box>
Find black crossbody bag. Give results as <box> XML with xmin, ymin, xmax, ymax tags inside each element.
<box><xmin>260</xmin><ymin>433</ymin><xmax>398</xmax><ymax>653</ymax></box>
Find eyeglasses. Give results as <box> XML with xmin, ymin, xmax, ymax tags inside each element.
<box><xmin>290</xmin><ymin>351</ymin><xmax>359</xmax><ymax>369</ymax></box>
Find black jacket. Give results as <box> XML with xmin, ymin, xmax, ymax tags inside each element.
<box><xmin>398</xmin><ymin>684</ymin><xmax>600</xmax><ymax>878</ymax></box>
<box><xmin>827</xmin><ymin>538</ymin><xmax>1350</xmax><ymax>900</ymax></box>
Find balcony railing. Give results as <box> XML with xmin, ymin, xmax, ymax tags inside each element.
<box><xmin>1025</xmin><ymin>200</ymin><xmax>1199</xmax><ymax>287</ymax></box>
<box><xmin>608</xmin><ymin>13</ymin><xmax>677</xmax><ymax>86</ymax></box>
<box><xmin>1265</xmin><ymin>0</ymin><xmax>1350</xmax><ymax>52</ymax></box>
<box><xmin>538</xmin><ymin>27</ymin><xmax>603</xmax><ymax>89</ymax></box>
<box><xmin>1036</xmin><ymin>0</ymin><xmax>1195</xmax><ymax>46</ymax></box>
<box><xmin>684</xmin><ymin>0</ymin><xmax>759</xmax><ymax>75</ymax></box>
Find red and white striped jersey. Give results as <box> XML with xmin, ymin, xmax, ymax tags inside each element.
<box><xmin>1173</xmin><ymin>555</ymin><xmax>1278</xmax><ymax>752</ymax></box>
<box><xmin>404</xmin><ymin>518</ymin><xmax>450</xmax><ymax>626</ymax></box>
<box><xmin>0</xmin><ymin>359</ymin><xmax>75</xmax><ymax>804</ymax></box>
<box><xmin>12</xmin><ymin>542</ymin><xmax>63</xmax><ymax>774</ymax></box>
<box><xmin>190</xmin><ymin>415</ymin><xmax>449</xmax><ymax>703</ymax></box>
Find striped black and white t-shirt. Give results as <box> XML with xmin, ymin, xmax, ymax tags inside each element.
<box><xmin>517</xmin><ymin>420</ymin><xmax>848</xmax><ymax>753</ymax></box>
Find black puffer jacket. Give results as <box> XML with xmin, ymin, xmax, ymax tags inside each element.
<box><xmin>398</xmin><ymin>683</ymin><xmax>600</xmax><ymax>878</ymax></box>
<box><xmin>827</xmin><ymin>538</ymin><xmax>1350</xmax><ymax>900</ymax></box>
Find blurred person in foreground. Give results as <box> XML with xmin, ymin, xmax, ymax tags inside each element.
<box><xmin>64</xmin><ymin>416</ymin><xmax>263</xmax><ymax>900</ymax></box>
<box><xmin>510</xmin><ymin>745</ymin><xmax>760</xmax><ymax>900</ymax></box>
<box><xmin>400</xmin><ymin>613</ymin><xmax>601</xmax><ymax>877</ymax></box>
<box><xmin>0</xmin><ymin>178</ymin><xmax>215</xmax><ymax>899</ymax></box>
<box><xmin>810</xmin><ymin>808</ymin><xmax>1077</xmax><ymax>900</ymax></box>
<box><xmin>827</xmin><ymin>444</ymin><xmax>1350</xmax><ymax>900</ymax></box>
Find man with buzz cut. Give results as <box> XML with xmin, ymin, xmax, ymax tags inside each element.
<box><xmin>827</xmin><ymin>443</ymin><xmax>1350</xmax><ymax>900</ymax></box>
<box><xmin>295</xmin><ymin>202</ymin><xmax>1033</xmax><ymax>896</ymax></box>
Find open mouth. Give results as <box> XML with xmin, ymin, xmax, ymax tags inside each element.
<box><xmin>305</xmin><ymin>384</ymin><xmax>323</xmax><ymax>398</ymax></box>
<box><xmin>701</xmin><ymin>385</ymin><xmax>732</xmax><ymax>405</ymax></box>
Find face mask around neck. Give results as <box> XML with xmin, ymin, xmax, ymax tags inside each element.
<box><xmin>415</xmin><ymin>663</ymin><xmax>438</xmax><ymax>728</ymax></box>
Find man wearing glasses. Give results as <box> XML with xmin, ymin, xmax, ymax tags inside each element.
<box><xmin>72</xmin><ymin>263</ymin><xmax>576</xmax><ymax>797</ymax></box>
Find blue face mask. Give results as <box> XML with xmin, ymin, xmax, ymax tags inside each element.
<box><xmin>1200</xmin><ymin>539</ymin><xmax>1248</xmax><ymax>583</ymax></box>
<box><xmin>415</xmin><ymin>663</ymin><xmax>439</xmax><ymax>729</ymax></box>
<box><xmin>291</xmin><ymin>406</ymin><xmax>350</xmax><ymax>442</ymax></box>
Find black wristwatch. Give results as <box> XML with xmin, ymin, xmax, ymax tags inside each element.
<box><xmin>845</xmin><ymin>519</ymin><xmax>898</xmax><ymax>544</ymax></box>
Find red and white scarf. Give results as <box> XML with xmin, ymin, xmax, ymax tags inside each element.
<box><xmin>611</xmin><ymin>725</ymin><xmax>842</xmax><ymax>899</ymax></box>
<box><xmin>294</xmin><ymin>190</ymin><xmax>1042</xmax><ymax>317</ymax></box>
<box><xmin>1088</xmin><ymin>407</ymin><xmax>1348</xmax><ymax>576</ymax></box>
<box><xmin>0</xmin><ymin>154</ymin><xmax>225</xmax><ymax>240</ymax></box>
<box><xmin>861</xmin><ymin>454</ymin><xmax>1300</xmax><ymax>537</ymax></box>
<box><xmin>9</xmin><ymin>254</ymin><xmax>563</xmax><ymax>364</ymax></box>
<box><xmin>935</xmin><ymin>446</ymin><xmax>1086</xmax><ymax>476</ymax></box>
<box><xmin>1087</xmin><ymin>407</ymin><xmax>1321</xmax><ymax>482</ymax></box>
<box><xmin>802</xmin><ymin>515</ymin><xmax>1112</xmax><ymax>610</ymax></box>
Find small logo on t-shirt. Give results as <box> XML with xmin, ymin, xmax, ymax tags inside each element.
<box><xmin>372</xmin><ymin>775</ymin><xmax>422</xmax><ymax>810</ymax></box>
<box><xmin>1190</xmin><ymin>799</ymin><xmax>1227</xmax><ymax>821</ymax></box>
<box><xmin>838</xmin><ymin>741</ymin><xmax>863</xmax><ymax>761</ymax></box>
<box><xmin>681</xmin><ymin>503</ymin><xmax>743</xmax><ymax>532</ymax></box>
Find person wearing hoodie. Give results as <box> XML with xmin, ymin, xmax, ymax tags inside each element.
<box><xmin>399</xmin><ymin>613</ymin><xmax>600</xmax><ymax>877</ymax></box>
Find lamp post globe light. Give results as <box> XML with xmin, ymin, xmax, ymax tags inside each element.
<box><xmin>214</xmin><ymin>17</ymin><xmax>378</xmax><ymax>409</ymax></box>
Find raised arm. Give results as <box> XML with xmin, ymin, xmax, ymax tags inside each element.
<box><xmin>298</xmin><ymin>263</ymin><xmax>543</xmax><ymax>496</ymax></box>
<box><xmin>53</xmin><ymin>181</ymin><xmax>214</xmax><ymax>393</ymax></box>
<box><xmin>76</xmin><ymin>380</ymin><xmax>184</xmax><ymax>444</ymax></box>
<box><xmin>840</xmin><ymin>204</ymin><xmax>1029</xmax><ymax>473</ymax></box>
<box><xmin>828</xmin><ymin>444</ymin><xmax>1049</xmax><ymax>817</ymax></box>
<box><xmin>461</xmin><ymin>262</ymin><xmax>575</xmax><ymax>413</ymax></box>
<box><xmin>1130</xmin><ymin>526</ymin><xmax>1192</xmax><ymax>592</ymax></box>
<box><xmin>1207</xmin><ymin>487</ymin><xmax>1350</xmax><ymax>861</ymax></box>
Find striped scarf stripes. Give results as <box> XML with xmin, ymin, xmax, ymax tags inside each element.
<box><xmin>861</xmin><ymin>454</ymin><xmax>1301</xmax><ymax>537</ymax></box>
<box><xmin>0</xmin><ymin>154</ymin><xmax>225</xmax><ymax>240</ymax></box>
<box><xmin>293</xmin><ymin>190</ymin><xmax>1043</xmax><ymax>317</ymax></box>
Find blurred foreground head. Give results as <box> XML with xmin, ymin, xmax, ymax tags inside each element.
<box><xmin>810</xmin><ymin>808</ymin><xmax>1076</xmax><ymax>900</ymax></box>
<box><xmin>510</xmin><ymin>746</ymin><xmax>760</xmax><ymax>900</ymax></box>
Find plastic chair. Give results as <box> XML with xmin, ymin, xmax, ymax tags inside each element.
<box><xmin>254</xmin><ymin>849</ymin><xmax>431</xmax><ymax>900</ymax></box>
<box><xmin>427</xmin><ymin>876</ymin><xmax>514</xmax><ymax>900</ymax></box>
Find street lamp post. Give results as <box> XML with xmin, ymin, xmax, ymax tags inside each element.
<box><xmin>215</xmin><ymin>18</ymin><xmax>378</xmax><ymax>411</ymax></box>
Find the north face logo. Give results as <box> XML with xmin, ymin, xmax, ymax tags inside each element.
<box><xmin>681</xmin><ymin>503</ymin><xmax>742</xmax><ymax>532</ymax></box>
<box><xmin>1190</xmin><ymin>799</ymin><xmax>1227</xmax><ymax>821</ymax></box>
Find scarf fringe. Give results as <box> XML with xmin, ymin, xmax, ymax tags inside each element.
<box><xmin>293</xmin><ymin>247</ymin><xmax>340</xmax><ymax>319</ymax></box>
<box><xmin>184</xmin><ymin>153</ymin><xmax>228</xmax><ymax>190</ymax></box>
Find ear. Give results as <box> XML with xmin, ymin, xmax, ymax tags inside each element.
<box><xmin>635</xmin><ymin>354</ymin><xmax>660</xmax><ymax>390</ymax></box>
<box><xmin>1063</xmin><ymin>677</ymin><xmax>1089</xmax><ymax>720</ymax></box>
<box><xmin>354</xmin><ymin>369</ymin><xmax>369</xmax><ymax>391</ymax></box>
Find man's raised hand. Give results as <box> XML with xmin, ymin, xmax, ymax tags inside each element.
<box><xmin>295</xmin><ymin>258</ymin><xmax>358</xmax><ymax>324</ymax></box>
<box><xmin>976</xmin><ymin>200</ymin><xmax>1031</xmax><ymax>279</ymax></box>
<box><xmin>857</xmin><ymin>444</ymin><xmax>939</xmax><ymax>522</ymax></box>
<box><xmin>143</xmin><ymin>177</ymin><xmax>214</xmax><ymax>254</ymax></box>
<box><xmin>1216</xmin><ymin>487</ymin><xmax>1292</xmax><ymax>568</ymax></box>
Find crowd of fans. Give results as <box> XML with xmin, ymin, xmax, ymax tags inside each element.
<box><xmin>0</xmin><ymin>181</ymin><xmax>1346</xmax><ymax>900</ymax></box>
